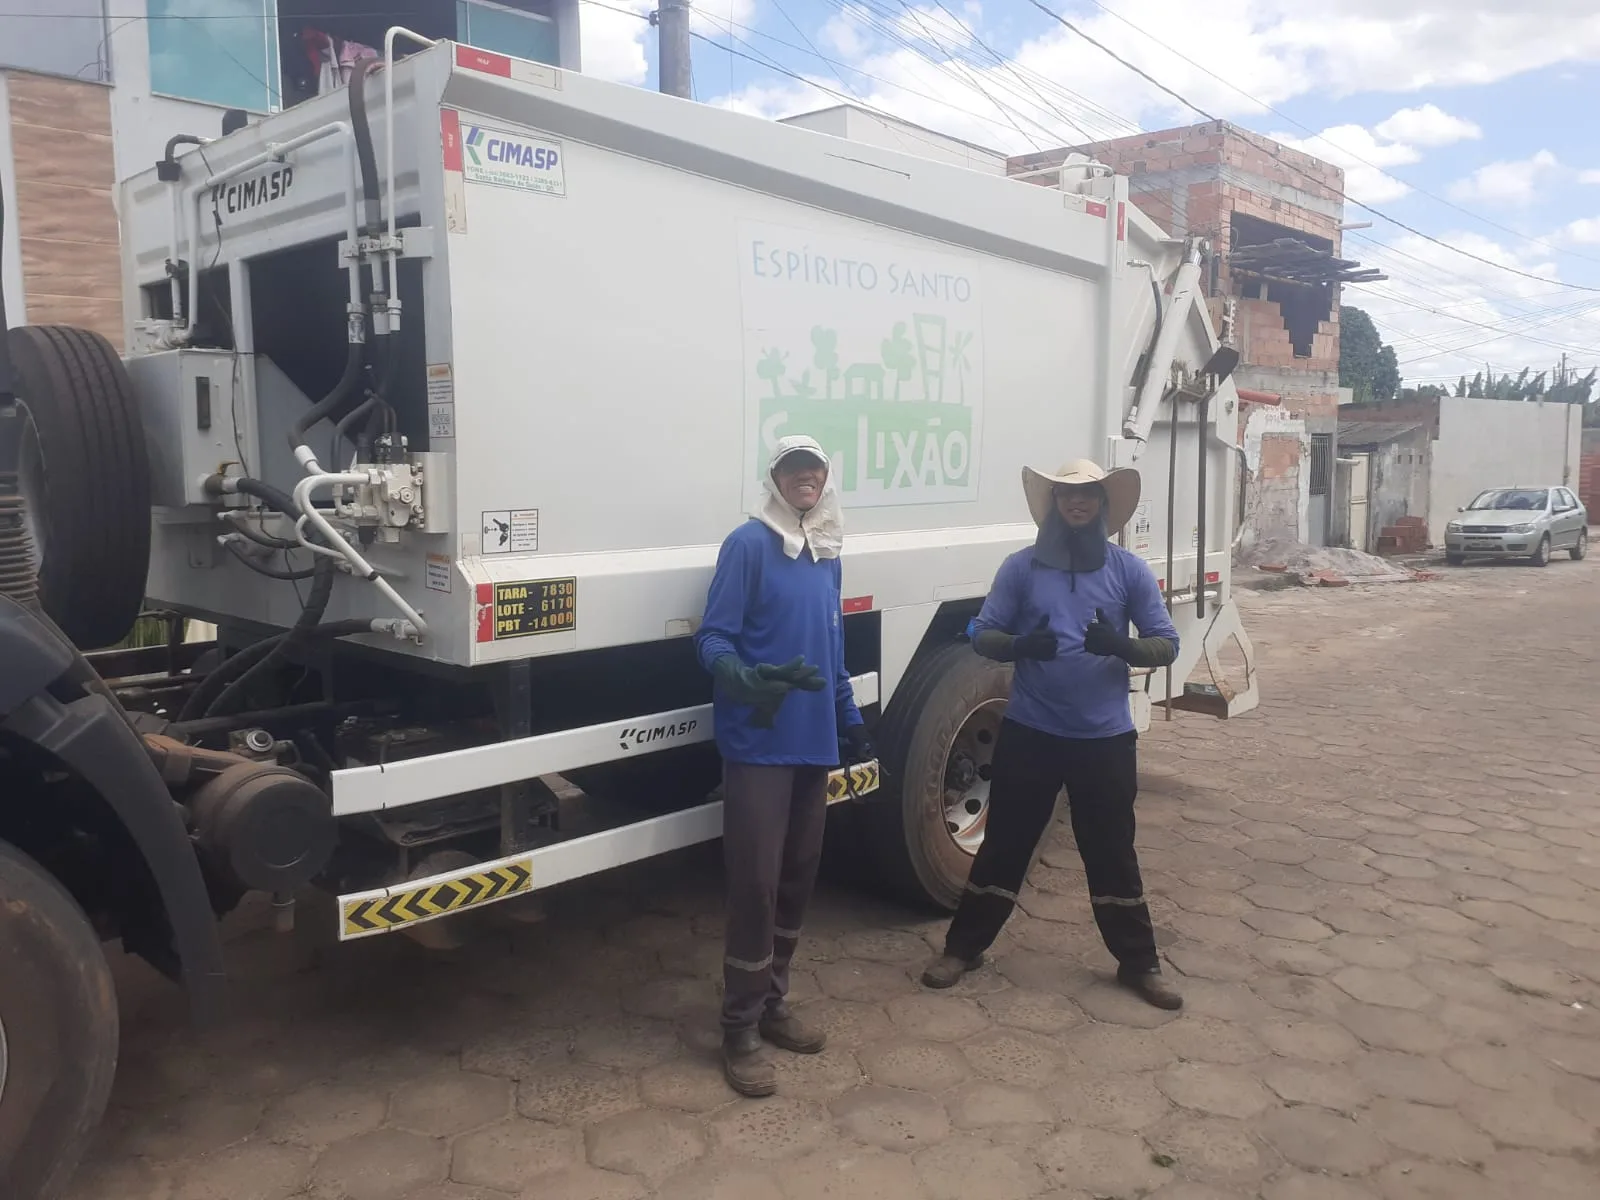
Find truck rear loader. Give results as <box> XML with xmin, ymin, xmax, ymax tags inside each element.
<box><xmin>0</xmin><ymin>31</ymin><xmax>1257</xmax><ymax>1197</ymax></box>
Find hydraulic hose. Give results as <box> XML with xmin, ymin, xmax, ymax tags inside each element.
<box><xmin>348</xmin><ymin>58</ymin><xmax>383</xmax><ymax>237</ymax></box>
<box><xmin>205</xmin><ymin>556</ymin><xmax>338</xmax><ymax>718</ymax></box>
<box><xmin>288</xmin><ymin>339</ymin><xmax>365</xmax><ymax>454</ymax></box>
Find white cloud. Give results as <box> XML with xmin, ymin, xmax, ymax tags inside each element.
<box><xmin>820</xmin><ymin>7</ymin><xmax>872</xmax><ymax>60</ymax></box>
<box><xmin>1372</xmin><ymin>104</ymin><xmax>1482</xmax><ymax>147</ymax></box>
<box><xmin>895</xmin><ymin>4</ymin><xmax>978</xmax><ymax>50</ymax></box>
<box><xmin>1447</xmin><ymin>150</ymin><xmax>1563</xmax><ymax>206</ymax></box>
<box><xmin>1562</xmin><ymin>217</ymin><xmax>1600</xmax><ymax>244</ymax></box>
<box><xmin>1580</xmin><ymin>169</ymin><xmax>1600</xmax><ymax>184</ymax></box>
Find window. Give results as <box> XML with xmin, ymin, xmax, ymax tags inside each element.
<box><xmin>0</xmin><ymin>0</ymin><xmax>109</xmax><ymax>82</ymax></box>
<box><xmin>1555</xmin><ymin>488</ymin><xmax>1577</xmax><ymax>512</ymax></box>
<box><xmin>1309</xmin><ymin>433</ymin><xmax>1332</xmax><ymax>497</ymax></box>
<box><xmin>147</xmin><ymin>0</ymin><xmax>280</xmax><ymax>113</ymax></box>
<box><xmin>457</xmin><ymin>0</ymin><xmax>559</xmax><ymax>65</ymax></box>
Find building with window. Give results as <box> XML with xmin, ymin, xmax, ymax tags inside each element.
<box><xmin>1</xmin><ymin>0</ymin><xmax>579</xmax><ymax>346</ymax></box>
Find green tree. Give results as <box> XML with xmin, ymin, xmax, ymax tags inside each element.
<box><xmin>1339</xmin><ymin>306</ymin><xmax>1399</xmax><ymax>402</ymax></box>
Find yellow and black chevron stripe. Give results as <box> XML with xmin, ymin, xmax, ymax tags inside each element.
<box><xmin>340</xmin><ymin>857</ymin><xmax>534</xmax><ymax>940</ymax></box>
<box><xmin>827</xmin><ymin>759</ymin><xmax>881</xmax><ymax>805</ymax></box>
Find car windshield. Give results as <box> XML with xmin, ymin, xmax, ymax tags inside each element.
<box><xmin>1466</xmin><ymin>489</ymin><xmax>1548</xmax><ymax>511</ymax></box>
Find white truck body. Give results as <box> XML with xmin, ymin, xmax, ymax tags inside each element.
<box><xmin>107</xmin><ymin>37</ymin><xmax>1255</xmax><ymax>925</ymax></box>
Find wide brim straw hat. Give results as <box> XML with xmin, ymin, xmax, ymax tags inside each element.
<box><xmin>1021</xmin><ymin>459</ymin><xmax>1141</xmax><ymax>533</ymax></box>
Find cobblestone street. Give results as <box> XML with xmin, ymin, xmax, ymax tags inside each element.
<box><xmin>74</xmin><ymin>553</ymin><xmax>1600</xmax><ymax>1200</ymax></box>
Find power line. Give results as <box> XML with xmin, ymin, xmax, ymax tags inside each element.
<box><xmin>1077</xmin><ymin>0</ymin><xmax>1600</xmax><ymax>269</ymax></box>
<box><xmin>1020</xmin><ymin>0</ymin><xmax>1600</xmax><ymax>295</ymax></box>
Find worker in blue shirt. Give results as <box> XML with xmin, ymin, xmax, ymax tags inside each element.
<box><xmin>923</xmin><ymin>459</ymin><xmax>1183</xmax><ymax>1011</ymax></box>
<box><xmin>697</xmin><ymin>435</ymin><xmax>870</xmax><ymax>1096</ymax></box>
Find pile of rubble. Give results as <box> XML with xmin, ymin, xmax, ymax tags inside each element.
<box><xmin>1240</xmin><ymin>538</ymin><xmax>1435</xmax><ymax>588</ymax></box>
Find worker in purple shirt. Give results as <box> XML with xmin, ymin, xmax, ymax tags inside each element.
<box><xmin>697</xmin><ymin>435</ymin><xmax>870</xmax><ymax>1096</ymax></box>
<box><xmin>923</xmin><ymin>459</ymin><xmax>1183</xmax><ymax>1011</ymax></box>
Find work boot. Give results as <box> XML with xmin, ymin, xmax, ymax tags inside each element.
<box><xmin>921</xmin><ymin>952</ymin><xmax>984</xmax><ymax>989</ymax></box>
<box><xmin>759</xmin><ymin>1006</ymin><xmax>827</xmax><ymax>1054</ymax></box>
<box><xmin>1117</xmin><ymin>965</ymin><xmax>1184</xmax><ymax>1011</ymax></box>
<box><xmin>723</xmin><ymin>1027</ymin><xmax>777</xmax><ymax>1097</ymax></box>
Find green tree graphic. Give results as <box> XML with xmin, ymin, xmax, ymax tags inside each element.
<box><xmin>947</xmin><ymin>330</ymin><xmax>974</xmax><ymax>404</ymax></box>
<box><xmin>811</xmin><ymin>327</ymin><xmax>840</xmax><ymax>400</ymax></box>
<box><xmin>881</xmin><ymin>322</ymin><xmax>917</xmax><ymax>402</ymax></box>
<box><xmin>756</xmin><ymin>347</ymin><xmax>788</xmax><ymax>399</ymax></box>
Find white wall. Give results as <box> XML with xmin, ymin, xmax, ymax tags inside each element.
<box><xmin>781</xmin><ymin>105</ymin><xmax>1007</xmax><ymax>175</ymax></box>
<box><xmin>0</xmin><ymin>73</ymin><xmax>24</xmax><ymax>327</ymax></box>
<box><xmin>1429</xmin><ymin>397</ymin><xmax>1584</xmax><ymax>543</ymax></box>
<box><xmin>106</xmin><ymin>0</ymin><xmax>238</xmax><ymax>184</ymax></box>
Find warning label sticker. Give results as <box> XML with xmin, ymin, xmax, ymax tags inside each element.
<box><xmin>1131</xmin><ymin>499</ymin><xmax>1152</xmax><ymax>557</ymax></box>
<box><xmin>425</xmin><ymin>554</ymin><xmax>452</xmax><ymax>593</ymax></box>
<box><xmin>426</xmin><ymin>363</ymin><xmax>455</xmax><ymax>440</ymax></box>
<box><xmin>480</xmin><ymin>509</ymin><xmax>538</xmax><ymax>555</ymax></box>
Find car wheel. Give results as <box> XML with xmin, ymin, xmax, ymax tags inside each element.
<box><xmin>0</xmin><ymin>840</ymin><xmax>119</xmax><ymax>1200</ymax></box>
<box><xmin>1529</xmin><ymin>535</ymin><xmax>1551</xmax><ymax>567</ymax></box>
<box><xmin>1570</xmin><ymin>529</ymin><xmax>1588</xmax><ymax>561</ymax></box>
<box><xmin>1445</xmin><ymin>553</ymin><xmax>1464</xmax><ymax>566</ymax></box>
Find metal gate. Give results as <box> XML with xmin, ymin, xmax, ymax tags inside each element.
<box><xmin>1347</xmin><ymin>452</ymin><xmax>1371</xmax><ymax>552</ymax></box>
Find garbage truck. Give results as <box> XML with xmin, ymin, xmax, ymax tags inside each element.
<box><xmin>0</xmin><ymin>31</ymin><xmax>1257</xmax><ymax>1196</ymax></box>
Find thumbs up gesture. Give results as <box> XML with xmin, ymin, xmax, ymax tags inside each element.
<box><xmin>1083</xmin><ymin>608</ymin><xmax>1135</xmax><ymax>660</ymax></box>
<box><xmin>1013</xmin><ymin>615</ymin><xmax>1059</xmax><ymax>661</ymax></box>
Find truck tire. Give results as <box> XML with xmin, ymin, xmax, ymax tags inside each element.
<box><xmin>0</xmin><ymin>840</ymin><xmax>119</xmax><ymax>1200</ymax></box>
<box><xmin>867</xmin><ymin>643</ymin><xmax>1013</xmax><ymax>910</ymax></box>
<box><xmin>7</xmin><ymin>324</ymin><xmax>151</xmax><ymax>649</ymax></box>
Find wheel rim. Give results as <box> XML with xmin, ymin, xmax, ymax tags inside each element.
<box><xmin>16</xmin><ymin>408</ymin><xmax>45</xmax><ymax>571</ymax></box>
<box><xmin>944</xmin><ymin>698</ymin><xmax>1005</xmax><ymax>856</ymax></box>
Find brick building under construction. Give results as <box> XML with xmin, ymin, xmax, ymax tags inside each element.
<box><xmin>1010</xmin><ymin>121</ymin><xmax>1383</xmax><ymax>550</ymax></box>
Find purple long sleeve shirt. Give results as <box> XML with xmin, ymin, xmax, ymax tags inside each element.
<box><xmin>973</xmin><ymin>544</ymin><xmax>1178</xmax><ymax>739</ymax></box>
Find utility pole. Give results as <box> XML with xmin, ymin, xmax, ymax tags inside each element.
<box><xmin>654</xmin><ymin>1</ymin><xmax>692</xmax><ymax>99</ymax></box>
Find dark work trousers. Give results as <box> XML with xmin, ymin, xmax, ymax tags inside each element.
<box><xmin>721</xmin><ymin>762</ymin><xmax>830</xmax><ymax>1032</ymax></box>
<box><xmin>943</xmin><ymin>719</ymin><xmax>1158</xmax><ymax>972</ymax></box>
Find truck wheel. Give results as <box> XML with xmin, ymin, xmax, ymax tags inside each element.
<box><xmin>7</xmin><ymin>325</ymin><xmax>151</xmax><ymax>649</ymax></box>
<box><xmin>0</xmin><ymin>840</ymin><xmax>118</xmax><ymax>1200</ymax></box>
<box><xmin>867</xmin><ymin>643</ymin><xmax>1013</xmax><ymax>910</ymax></box>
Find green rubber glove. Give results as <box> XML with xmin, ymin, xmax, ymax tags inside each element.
<box><xmin>713</xmin><ymin>656</ymin><xmax>825</xmax><ymax>728</ymax></box>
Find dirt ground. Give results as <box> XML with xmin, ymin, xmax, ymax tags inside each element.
<box><xmin>71</xmin><ymin>548</ymin><xmax>1600</xmax><ymax>1200</ymax></box>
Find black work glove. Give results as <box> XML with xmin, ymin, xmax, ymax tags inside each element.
<box><xmin>1012</xmin><ymin>615</ymin><xmax>1060</xmax><ymax>662</ymax></box>
<box><xmin>713</xmin><ymin>656</ymin><xmax>825</xmax><ymax>728</ymax></box>
<box><xmin>1083</xmin><ymin>608</ymin><xmax>1137</xmax><ymax>660</ymax></box>
<box><xmin>842</xmin><ymin>723</ymin><xmax>875</xmax><ymax>763</ymax></box>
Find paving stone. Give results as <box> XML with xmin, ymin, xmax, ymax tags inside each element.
<box><xmin>460</xmin><ymin>1025</ymin><xmax>573</xmax><ymax>1079</ymax></box>
<box><xmin>1261</xmin><ymin>1177</ymin><xmax>1377</xmax><ymax>1200</ymax></box>
<box><xmin>260</xmin><ymin>1079</ymin><xmax>388</xmax><ymax>1148</ymax></box>
<box><xmin>1442</xmin><ymin>1042</ymin><xmax>1559</xmax><ymax>1092</ymax></box>
<box><xmin>1242</xmin><ymin>909</ymin><xmax>1336</xmax><ymax>942</ymax></box>
<box><xmin>1330</xmin><ymin>967</ymin><xmax>1435</xmax><ymax>1009</ymax></box>
<box><xmin>571</xmin><ymin>1018</ymin><xmax>681</xmax><ymax>1072</ymax></box>
<box><xmin>1156</xmin><ymin>1015</ymin><xmax>1267</xmax><ymax>1065</ymax></box>
<box><xmin>960</xmin><ymin>1028</ymin><xmax>1070</xmax><ymax>1088</ymax></box>
<box><xmin>1148</xmin><ymin>1184</ymin><xmax>1257</xmax><ymax>1200</ymax></box>
<box><xmin>792</xmin><ymin>999</ymin><xmax>894</xmax><ymax>1050</ymax></box>
<box><xmin>517</xmin><ymin>1063</ymin><xmax>641</xmax><ymax>1125</ymax></box>
<box><xmin>859</xmin><ymin>1037</ymin><xmax>972</xmax><ymax>1091</ymax></box>
<box><xmin>1260</xmin><ymin>1106</ymin><xmax>1390</xmax><ymax>1174</ymax></box>
<box><xmin>1458</xmin><ymin>1087</ymin><xmax>1599</xmax><ymax>1152</ymax></box>
<box><xmin>976</xmin><ymin>987</ymin><xmax>1085</xmax><ymax>1035</ymax></box>
<box><xmin>583</xmin><ymin>1109</ymin><xmax>707</xmax><ymax>1182</ymax></box>
<box><xmin>885</xmin><ymin>992</ymin><xmax>992</xmax><ymax>1041</ymax></box>
<box><xmin>387</xmin><ymin>1072</ymin><xmax>512</xmax><ymax>1138</ymax></box>
<box><xmin>620</xmin><ymin>977</ymin><xmax>720</xmax><ymax>1022</ymax></box>
<box><xmin>776</xmin><ymin>1144</ymin><xmax>921</xmax><ymax>1200</ymax></box>
<box><xmin>912</xmin><ymin>1133</ymin><xmax>1049</xmax><ymax>1200</ymax></box>
<box><xmin>1336</xmin><ymin>1005</ymin><xmax>1454</xmax><ymax>1054</ymax></box>
<box><xmin>1072</xmin><ymin>977</ymin><xmax>1183</xmax><ymax>1027</ymax></box>
<box><xmin>1367</xmin><ymin>1096</ymin><xmax>1494</xmax><ymax>1162</ymax></box>
<box><xmin>1034</xmin><ymin>1127</ymin><xmax>1173</xmax><ymax>1195</ymax></box>
<box><xmin>829</xmin><ymin>1085</ymin><xmax>950</xmax><ymax>1150</ymax></box>
<box><xmin>1146</xmin><ymin>1113</ymin><xmax>1271</xmax><ymax>1186</ymax></box>
<box><xmin>1251</xmin><ymin>938</ymin><xmax>1343</xmax><ymax>976</ymax></box>
<box><xmin>816</xmin><ymin>959</ymin><xmax>916</xmax><ymax>1003</ymax></box>
<box><xmin>1534</xmin><ymin>1030</ymin><xmax>1600</xmax><ymax>1080</ymax></box>
<box><xmin>1350</xmin><ymin>1051</ymin><xmax>1468</xmax><ymax>1106</ymax></box>
<box><xmin>1325</xmin><ymin>933</ymin><xmax>1415</xmax><ymax>970</ymax></box>
<box><xmin>1156</xmin><ymin>1062</ymin><xmax>1274</xmax><ymax>1118</ymax></box>
<box><xmin>709</xmin><ymin>1096</ymin><xmax>833</xmax><ymax>1161</ymax></box>
<box><xmin>1063</xmin><ymin>1022</ymin><xmax>1177</xmax><ymax>1073</ymax></box>
<box><xmin>1482</xmin><ymin>1149</ymin><xmax>1600</xmax><ymax>1199</ymax></box>
<box><xmin>171</xmin><ymin>1142</ymin><xmax>313</xmax><ymax>1200</ymax></box>
<box><xmin>1048</xmin><ymin>1072</ymin><xmax>1172</xmax><ymax>1132</ymax></box>
<box><xmin>947</xmin><ymin>1080</ymin><xmax>1056</xmax><ymax>1130</ymax></box>
<box><xmin>1260</xmin><ymin>1060</ymin><xmax>1370</xmax><ymax>1113</ymax></box>
<box><xmin>837</xmin><ymin>928</ymin><xmax>934</xmax><ymax>962</ymax></box>
<box><xmin>1372</xmin><ymin>1161</ymin><xmax>1503</xmax><ymax>1200</ymax></box>
<box><xmin>773</xmin><ymin>1047</ymin><xmax>866</xmax><ymax>1101</ymax></box>
<box><xmin>119</xmin><ymin>1091</ymin><xmax>265</xmax><ymax>1161</ymax></box>
<box><xmin>994</xmin><ymin>950</ymin><xmax>1100</xmax><ymax>995</ymax></box>
<box><xmin>315</xmin><ymin>1128</ymin><xmax>450</xmax><ymax>1200</ymax></box>
<box><xmin>1257</xmin><ymin>1018</ymin><xmax>1362</xmax><ymax>1064</ymax></box>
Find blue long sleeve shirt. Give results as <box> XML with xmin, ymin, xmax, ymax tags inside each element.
<box><xmin>973</xmin><ymin>544</ymin><xmax>1178</xmax><ymax>740</ymax></box>
<box><xmin>696</xmin><ymin>520</ymin><xmax>863</xmax><ymax>765</ymax></box>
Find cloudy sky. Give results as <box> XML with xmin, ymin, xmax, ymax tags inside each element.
<box><xmin>578</xmin><ymin>0</ymin><xmax>1600</xmax><ymax>391</ymax></box>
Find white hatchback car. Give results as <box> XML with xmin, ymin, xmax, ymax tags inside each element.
<box><xmin>1445</xmin><ymin>487</ymin><xmax>1589</xmax><ymax>566</ymax></box>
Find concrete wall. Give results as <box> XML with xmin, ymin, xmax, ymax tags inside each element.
<box><xmin>1237</xmin><ymin>405</ymin><xmax>1310</xmax><ymax>554</ymax></box>
<box><xmin>1354</xmin><ymin>428</ymin><xmax>1431</xmax><ymax>552</ymax></box>
<box><xmin>782</xmin><ymin>106</ymin><xmax>1007</xmax><ymax>174</ymax></box>
<box><xmin>1429</xmin><ymin>398</ymin><xmax>1584</xmax><ymax>544</ymax></box>
<box><xmin>1580</xmin><ymin>428</ymin><xmax>1600</xmax><ymax>516</ymax></box>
